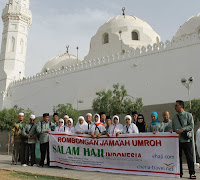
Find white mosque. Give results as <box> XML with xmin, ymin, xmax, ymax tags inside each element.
<box><xmin>0</xmin><ymin>0</ymin><xmax>200</xmax><ymax>116</ymax></box>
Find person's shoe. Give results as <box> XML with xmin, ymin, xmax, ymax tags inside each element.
<box><xmin>190</xmin><ymin>174</ymin><xmax>196</xmax><ymax>179</ymax></box>
<box><xmin>22</xmin><ymin>164</ymin><xmax>27</xmax><ymax>167</ymax></box>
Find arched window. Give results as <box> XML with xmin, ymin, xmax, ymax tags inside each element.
<box><xmin>10</xmin><ymin>37</ymin><xmax>15</xmax><ymax>52</ymax></box>
<box><xmin>132</xmin><ymin>31</ymin><xmax>139</xmax><ymax>40</ymax></box>
<box><xmin>20</xmin><ymin>39</ymin><xmax>24</xmax><ymax>53</ymax></box>
<box><xmin>103</xmin><ymin>33</ymin><xmax>109</xmax><ymax>44</ymax></box>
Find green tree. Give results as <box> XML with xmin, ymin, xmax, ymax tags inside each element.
<box><xmin>185</xmin><ymin>98</ymin><xmax>200</xmax><ymax>123</ymax></box>
<box><xmin>92</xmin><ymin>83</ymin><xmax>143</xmax><ymax>115</ymax></box>
<box><xmin>0</xmin><ymin>106</ymin><xmax>33</xmax><ymax>154</ymax></box>
<box><xmin>53</xmin><ymin>103</ymin><xmax>81</xmax><ymax>124</ymax></box>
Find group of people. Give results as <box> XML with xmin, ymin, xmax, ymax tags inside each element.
<box><xmin>11</xmin><ymin>100</ymin><xmax>198</xmax><ymax>179</ymax></box>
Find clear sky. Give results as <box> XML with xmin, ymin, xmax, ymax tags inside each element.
<box><xmin>0</xmin><ymin>0</ymin><xmax>200</xmax><ymax>77</ymax></box>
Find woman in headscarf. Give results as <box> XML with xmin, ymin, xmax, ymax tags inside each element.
<box><xmin>147</xmin><ymin>112</ymin><xmax>164</xmax><ymax>133</ymax></box>
<box><xmin>90</xmin><ymin>114</ymin><xmax>106</xmax><ymax>139</ymax></box>
<box><xmin>123</xmin><ymin>115</ymin><xmax>139</xmax><ymax>134</ymax></box>
<box><xmin>75</xmin><ymin>116</ymin><xmax>88</xmax><ymax>134</ymax></box>
<box><xmin>65</xmin><ymin>118</ymin><xmax>75</xmax><ymax>134</ymax></box>
<box><xmin>136</xmin><ymin>114</ymin><xmax>148</xmax><ymax>133</ymax></box>
<box><xmin>55</xmin><ymin>119</ymin><xmax>65</xmax><ymax>132</ymax></box>
<box><xmin>107</xmin><ymin>115</ymin><xmax>123</xmax><ymax>137</ymax></box>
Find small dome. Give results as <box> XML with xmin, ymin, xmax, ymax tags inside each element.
<box><xmin>41</xmin><ymin>53</ymin><xmax>82</xmax><ymax>72</ymax></box>
<box><xmin>174</xmin><ymin>13</ymin><xmax>200</xmax><ymax>39</ymax></box>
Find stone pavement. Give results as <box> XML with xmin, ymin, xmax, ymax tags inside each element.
<box><xmin>0</xmin><ymin>155</ymin><xmax>199</xmax><ymax>180</ymax></box>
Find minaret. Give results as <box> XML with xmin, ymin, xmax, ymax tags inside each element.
<box><xmin>0</xmin><ymin>0</ymin><xmax>32</xmax><ymax>109</ymax></box>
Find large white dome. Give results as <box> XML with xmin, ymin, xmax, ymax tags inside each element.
<box><xmin>41</xmin><ymin>53</ymin><xmax>82</xmax><ymax>73</ymax></box>
<box><xmin>98</xmin><ymin>15</ymin><xmax>154</xmax><ymax>33</ymax></box>
<box><xmin>85</xmin><ymin>14</ymin><xmax>160</xmax><ymax>61</ymax></box>
<box><xmin>174</xmin><ymin>13</ymin><xmax>200</xmax><ymax>39</ymax></box>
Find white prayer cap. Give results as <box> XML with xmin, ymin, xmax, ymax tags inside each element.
<box><xmin>30</xmin><ymin>114</ymin><xmax>36</xmax><ymax>119</ymax></box>
<box><xmin>19</xmin><ymin>113</ymin><xmax>24</xmax><ymax>116</ymax></box>
<box><xmin>86</xmin><ymin>113</ymin><xmax>92</xmax><ymax>117</ymax></box>
<box><xmin>64</xmin><ymin>115</ymin><xmax>69</xmax><ymax>119</ymax></box>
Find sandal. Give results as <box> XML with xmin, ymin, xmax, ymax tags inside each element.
<box><xmin>190</xmin><ymin>174</ymin><xmax>196</xmax><ymax>179</ymax></box>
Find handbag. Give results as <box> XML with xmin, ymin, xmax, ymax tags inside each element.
<box><xmin>177</xmin><ymin>115</ymin><xmax>192</xmax><ymax>140</ymax></box>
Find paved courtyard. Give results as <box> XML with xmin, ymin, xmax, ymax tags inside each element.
<box><xmin>0</xmin><ymin>155</ymin><xmax>199</xmax><ymax>180</ymax></box>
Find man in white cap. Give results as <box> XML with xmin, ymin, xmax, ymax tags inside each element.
<box><xmin>22</xmin><ymin>114</ymin><xmax>37</xmax><ymax>166</ymax></box>
<box><xmin>86</xmin><ymin>113</ymin><xmax>93</xmax><ymax>132</ymax></box>
<box><xmin>64</xmin><ymin>114</ymin><xmax>69</xmax><ymax>126</ymax></box>
<box><xmin>11</xmin><ymin>112</ymin><xmax>26</xmax><ymax>165</ymax></box>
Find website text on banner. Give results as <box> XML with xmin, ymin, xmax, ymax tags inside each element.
<box><xmin>49</xmin><ymin>133</ymin><xmax>180</xmax><ymax>178</ymax></box>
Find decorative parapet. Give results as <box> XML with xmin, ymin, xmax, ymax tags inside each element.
<box><xmin>9</xmin><ymin>33</ymin><xmax>200</xmax><ymax>88</ymax></box>
<box><xmin>0</xmin><ymin>90</ymin><xmax>11</xmax><ymax>98</ymax></box>
<box><xmin>2</xmin><ymin>3</ymin><xmax>32</xmax><ymax>27</ymax></box>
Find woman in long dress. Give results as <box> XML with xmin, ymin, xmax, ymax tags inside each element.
<box><xmin>75</xmin><ymin>116</ymin><xmax>88</xmax><ymax>134</ymax></box>
<box><xmin>108</xmin><ymin>115</ymin><xmax>123</xmax><ymax>137</ymax></box>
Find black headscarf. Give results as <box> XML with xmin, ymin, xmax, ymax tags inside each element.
<box><xmin>136</xmin><ymin>114</ymin><xmax>146</xmax><ymax>132</ymax></box>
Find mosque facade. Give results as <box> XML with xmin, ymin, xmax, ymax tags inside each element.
<box><xmin>0</xmin><ymin>0</ymin><xmax>200</xmax><ymax>116</ymax></box>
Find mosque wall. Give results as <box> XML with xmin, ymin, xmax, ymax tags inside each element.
<box><xmin>4</xmin><ymin>33</ymin><xmax>200</xmax><ymax>116</ymax></box>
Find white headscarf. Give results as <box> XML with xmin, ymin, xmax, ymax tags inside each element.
<box><xmin>90</xmin><ymin>114</ymin><xmax>106</xmax><ymax>135</ymax></box>
<box><xmin>109</xmin><ymin>115</ymin><xmax>123</xmax><ymax>136</ymax></box>
<box><xmin>124</xmin><ymin>115</ymin><xmax>132</xmax><ymax>123</ymax></box>
<box><xmin>112</xmin><ymin>115</ymin><xmax>120</xmax><ymax>124</ymax></box>
<box><xmin>68</xmin><ymin>118</ymin><xmax>73</xmax><ymax>126</ymax></box>
<box><xmin>58</xmin><ymin>119</ymin><xmax>64</xmax><ymax>127</ymax></box>
<box><xmin>75</xmin><ymin>116</ymin><xmax>88</xmax><ymax>133</ymax></box>
<box><xmin>93</xmin><ymin>114</ymin><xmax>100</xmax><ymax>124</ymax></box>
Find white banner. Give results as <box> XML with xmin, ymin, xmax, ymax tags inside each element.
<box><xmin>49</xmin><ymin>132</ymin><xmax>180</xmax><ymax>178</ymax></box>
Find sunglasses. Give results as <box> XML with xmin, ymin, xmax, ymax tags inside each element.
<box><xmin>59</xmin><ymin>122</ymin><xmax>63</xmax><ymax>123</ymax></box>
